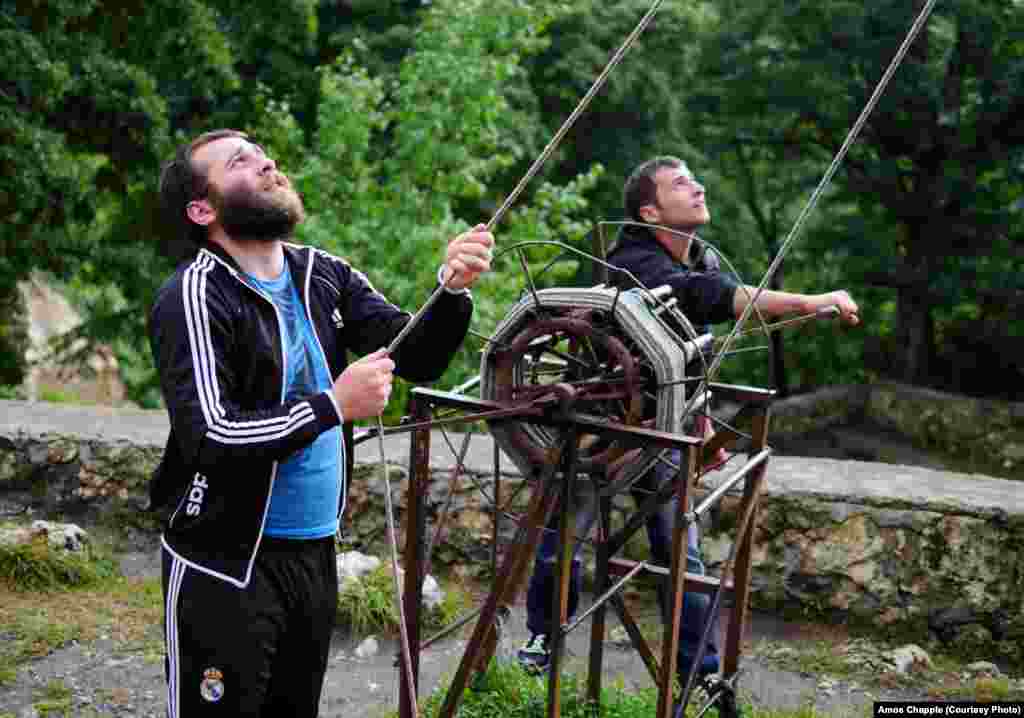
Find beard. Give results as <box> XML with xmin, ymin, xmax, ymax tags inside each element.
<box><xmin>211</xmin><ymin>181</ymin><xmax>306</xmax><ymax>242</ymax></box>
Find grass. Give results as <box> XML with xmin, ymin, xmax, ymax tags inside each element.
<box><xmin>402</xmin><ymin>659</ymin><xmax>875</xmax><ymax>718</ymax></box>
<box><xmin>916</xmin><ymin>655</ymin><xmax>1024</xmax><ymax>701</ymax></box>
<box><xmin>0</xmin><ymin>383</ymin><xmax>24</xmax><ymax>400</ymax></box>
<box><xmin>0</xmin><ymin>534</ymin><xmax>119</xmax><ymax>592</ymax></box>
<box><xmin>0</xmin><ymin>529</ymin><xmax>472</xmax><ymax>690</ymax></box>
<box><xmin>0</xmin><ymin>522</ymin><xmax>164</xmax><ymax>684</ymax></box>
<box><xmin>336</xmin><ymin>563</ymin><xmax>473</xmax><ymax>636</ymax></box>
<box><xmin>0</xmin><ymin>576</ymin><xmax>164</xmax><ymax>686</ymax></box>
<box><xmin>419</xmin><ymin>661</ymin><xmax>659</xmax><ymax>718</ymax></box>
<box><xmin>2</xmin><ymin>519</ymin><xmax>1020</xmax><ymax>713</ymax></box>
<box><xmin>753</xmin><ymin>638</ymin><xmax>861</xmax><ymax>680</ymax></box>
<box><xmin>753</xmin><ymin>634</ymin><xmax>1024</xmax><ymax>703</ymax></box>
<box><xmin>924</xmin><ymin>675</ymin><xmax>1022</xmax><ymax>701</ymax></box>
<box><xmin>38</xmin><ymin>388</ymin><xmax>84</xmax><ymax>405</ymax></box>
<box><xmin>33</xmin><ymin>679</ymin><xmax>73</xmax><ymax>716</ymax></box>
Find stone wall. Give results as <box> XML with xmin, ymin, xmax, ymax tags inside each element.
<box><xmin>700</xmin><ymin>460</ymin><xmax>1024</xmax><ymax>664</ymax></box>
<box><xmin>768</xmin><ymin>382</ymin><xmax>1024</xmax><ymax>478</ymax></box>
<box><xmin>1</xmin><ymin>398</ymin><xmax>1022</xmax><ymax>665</ymax></box>
<box><xmin>865</xmin><ymin>383</ymin><xmax>1024</xmax><ymax>476</ymax></box>
<box><xmin>0</xmin><ymin>402</ymin><xmax>164</xmax><ymax>520</ymax></box>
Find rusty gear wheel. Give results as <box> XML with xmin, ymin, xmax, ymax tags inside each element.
<box><xmin>481</xmin><ymin>285</ymin><xmax>713</xmax><ymax>487</ymax></box>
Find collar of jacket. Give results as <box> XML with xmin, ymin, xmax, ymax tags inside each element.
<box><xmin>610</xmin><ymin>223</ymin><xmax>709</xmax><ymax>269</ymax></box>
<box><xmin>197</xmin><ymin>240</ymin><xmax>313</xmax><ymax>284</ymax></box>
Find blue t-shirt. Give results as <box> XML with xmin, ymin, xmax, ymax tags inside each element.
<box><xmin>244</xmin><ymin>263</ymin><xmax>343</xmax><ymax>539</ymax></box>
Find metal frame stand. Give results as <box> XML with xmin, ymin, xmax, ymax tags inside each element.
<box><xmin>397</xmin><ymin>384</ymin><xmax>774</xmax><ymax>718</ymax></box>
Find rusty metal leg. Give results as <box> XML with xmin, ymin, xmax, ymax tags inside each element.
<box><xmin>723</xmin><ymin>407</ymin><xmax>769</xmax><ymax>680</ymax></box>
<box><xmin>609</xmin><ymin>593</ymin><xmax>662</xmax><ymax>685</ymax></box>
<box><xmin>586</xmin><ymin>493</ymin><xmax>612</xmax><ymax>709</ymax></box>
<box><xmin>548</xmin><ymin>429</ymin><xmax>580</xmax><ymax>718</ymax></box>
<box><xmin>492</xmin><ymin>440</ymin><xmax>502</xmax><ymax>578</ymax></box>
<box><xmin>400</xmin><ymin>398</ymin><xmax>430</xmax><ymax>718</ymax></box>
<box><xmin>469</xmin><ymin>470</ymin><xmax>562</xmax><ymax>678</ymax></box>
<box><xmin>656</xmin><ymin>444</ymin><xmax>697</xmax><ymax>718</ymax></box>
<box><xmin>437</xmin><ymin>472</ymin><xmax>560</xmax><ymax>718</ymax></box>
<box><xmin>471</xmin><ymin>441</ymin><xmax>505</xmax><ymax>678</ymax></box>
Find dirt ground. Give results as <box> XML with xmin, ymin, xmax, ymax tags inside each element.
<box><xmin>1</xmin><ymin>526</ymin><xmax>1021</xmax><ymax>718</ymax></box>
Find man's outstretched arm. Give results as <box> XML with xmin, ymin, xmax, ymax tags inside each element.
<box><xmin>732</xmin><ymin>286</ymin><xmax>860</xmax><ymax>326</ymax></box>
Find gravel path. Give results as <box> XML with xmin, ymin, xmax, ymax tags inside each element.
<box><xmin>0</xmin><ymin>549</ymin><xmax>910</xmax><ymax>718</ymax></box>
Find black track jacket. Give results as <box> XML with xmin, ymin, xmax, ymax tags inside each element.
<box><xmin>148</xmin><ymin>242</ymin><xmax>472</xmax><ymax>587</ymax></box>
<box><xmin>607</xmin><ymin>225</ymin><xmax>738</xmax><ymax>328</ymax></box>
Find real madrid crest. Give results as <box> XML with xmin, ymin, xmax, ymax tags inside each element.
<box><xmin>200</xmin><ymin>667</ymin><xmax>225</xmax><ymax>703</ymax></box>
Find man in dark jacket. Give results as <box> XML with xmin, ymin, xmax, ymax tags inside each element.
<box><xmin>611</xmin><ymin>156</ymin><xmax>858</xmax><ymax>326</ymax></box>
<box><xmin>150</xmin><ymin>129</ymin><xmax>492</xmax><ymax>717</ymax></box>
<box><xmin>519</xmin><ymin>156</ymin><xmax>858</xmax><ymax>698</ymax></box>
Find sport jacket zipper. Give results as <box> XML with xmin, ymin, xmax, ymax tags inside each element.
<box><xmin>167</xmin><ymin>252</ymin><xmax>288</xmax><ymax>538</ymax></box>
<box><xmin>300</xmin><ymin>249</ymin><xmax>347</xmax><ymax>520</ymax></box>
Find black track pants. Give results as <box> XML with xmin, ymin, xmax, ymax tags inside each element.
<box><xmin>160</xmin><ymin>536</ymin><xmax>337</xmax><ymax>717</ymax></box>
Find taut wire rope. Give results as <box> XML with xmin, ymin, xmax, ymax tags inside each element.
<box><xmin>696</xmin><ymin>0</ymin><xmax>939</xmax><ymax>414</ymax></box>
<box><xmin>383</xmin><ymin>0</ymin><xmax>668</xmax><ymax>357</ymax></box>
<box><xmin>373</xmin><ymin>1</ymin><xmax>671</xmax><ymax>713</ymax></box>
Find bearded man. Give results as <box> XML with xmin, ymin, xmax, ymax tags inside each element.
<box><xmin>149</xmin><ymin>129</ymin><xmax>492</xmax><ymax>717</ymax></box>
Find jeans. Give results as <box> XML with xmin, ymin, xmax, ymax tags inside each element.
<box><xmin>524</xmin><ymin>449</ymin><xmax>719</xmax><ymax>678</ymax></box>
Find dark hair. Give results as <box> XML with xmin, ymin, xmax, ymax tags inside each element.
<box><xmin>623</xmin><ymin>155</ymin><xmax>685</xmax><ymax>222</ymax></box>
<box><xmin>158</xmin><ymin>129</ymin><xmax>248</xmax><ymax>246</ymax></box>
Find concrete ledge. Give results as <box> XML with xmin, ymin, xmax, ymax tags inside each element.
<box><xmin>768</xmin><ymin>382</ymin><xmax>1024</xmax><ymax>477</ymax></box>
<box><xmin>748</xmin><ymin>455</ymin><xmax>1024</xmax><ymax>517</ymax></box>
<box><xmin>699</xmin><ymin>456</ymin><xmax>1023</xmax><ymax>663</ymax></box>
<box><xmin>2</xmin><ymin>398</ymin><xmax>1022</xmax><ymax>663</ymax></box>
<box><xmin>0</xmin><ymin>400</ymin><xmax>169</xmax><ymax>447</ymax></box>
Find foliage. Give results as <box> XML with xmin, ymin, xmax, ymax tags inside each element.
<box><xmin>0</xmin><ymin>384</ymin><xmax>25</xmax><ymax>400</ymax></box>
<box><xmin>295</xmin><ymin>0</ymin><xmax>602</xmax><ymax>421</ymax></box>
<box><xmin>417</xmin><ymin>660</ymin><xmax>782</xmax><ymax>718</ymax></box>
<box><xmin>2</xmin><ymin>0</ymin><xmax>1022</xmax><ymax>409</ymax></box>
<box><xmin>522</xmin><ymin>1</ymin><xmax>714</xmax><ymax>216</ymax></box>
<box><xmin>686</xmin><ymin>0</ymin><xmax>1024</xmax><ymax>394</ymax></box>
<box><xmin>204</xmin><ymin>0</ymin><xmax>319</xmax><ymax>136</ymax></box>
<box><xmin>3</xmin><ymin>0</ymin><xmax>603</xmax><ymax>414</ymax></box>
<box><xmin>419</xmin><ymin>662</ymin><xmax>655</xmax><ymax>718</ymax></box>
<box><xmin>0</xmin><ymin>575</ymin><xmax>163</xmax><ymax>687</ymax></box>
<box><xmin>336</xmin><ymin>563</ymin><xmax>397</xmax><ymax>635</ymax></box>
<box><xmin>0</xmin><ymin>535</ymin><xmax>117</xmax><ymax>592</ymax></box>
<box><xmin>0</xmin><ymin>281</ymin><xmax>29</xmax><ymax>386</ymax></box>
<box><xmin>414</xmin><ymin>653</ymin><xmax>1023</xmax><ymax>718</ymax></box>
<box><xmin>0</xmin><ymin>0</ymin><xmax>241</xmax><ymax>405</ymax></box>
<box><xmin>317</xmin><ymin>0</ymin><xmax>430</xmax><ymax>79</ymax></box>
<box><xmin>335</xmin><ymin>563</ymin><xmax>471</xmax><ymax>636</ymax></box>
<box><xmin>32</xmin><ymin>680</ymin><xmax>73</xmax><ymax>717</ymax></box>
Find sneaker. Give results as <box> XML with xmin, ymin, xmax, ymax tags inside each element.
<box><xmin>673</xmin><ymin>657</ymin><xmax>721</xmax><ymax>718</ymax></box>
<box><xmin>517</xmin><ymin>633</ymin><xmax>550</xmax><ymax>674</ymax></box>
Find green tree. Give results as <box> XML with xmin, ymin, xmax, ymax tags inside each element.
<box><xmin>315</xmin><ymin>0</ymin><xmax>428</xmax><ymax>72</ymax></box>
<box><xmin>519</xmin><ymin>1</ymin><xmax>830</xmax><ymax>391</ymax></box>
<box><xmin>681</xmin><ymin>55</ymin><xmax>851</xmax><ymax>394</ymax></box>
<box><xmin>522</xmin><ymin>1</ymin><xmax>713</xmax><ymax>215</ymax></box>
<box><xmin>1</xmin><ymin>0</ymin><xmax>178</xmax><ymax>387</ymax></box>
<box><xmin>687</xmin><ymin>0</ymin><xmax>1024</xmax><ymax>394</ymax></box>
<box><xmin>294</xmin><ymin>0</ymin><xmax>602</xmax><ymax>419</ymax></box>
<box><xmin>204</xmin><ymin>0</ymin><xmax>318</xmax><ymax>137</ymax></box>
<box><xmin>0</xmin><ymin>0</ymin><xmax>323</xmax><ymax>402</ymax></box>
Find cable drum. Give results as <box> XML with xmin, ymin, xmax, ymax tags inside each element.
<box><xmin>480</xmin><ymin>285</ymin><xmax>712</xmax><ymax>488</ymax></box>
